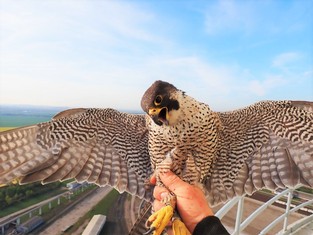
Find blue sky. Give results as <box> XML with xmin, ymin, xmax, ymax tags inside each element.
<box><xmin>0</xmin><ymin>0</ymin><xmax>312</xmax><ymax>111</ymax></box>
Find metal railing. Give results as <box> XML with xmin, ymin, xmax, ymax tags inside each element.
<box><xmin>216</xmin><ymin>188</ymin><xmax>313</xmax><ymax>235</ymax></box>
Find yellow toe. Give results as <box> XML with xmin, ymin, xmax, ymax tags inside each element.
<box><xmin>172</xmin><ymin>218</ymin><xmax>191</xmax><ymax>235</ymax></box>
<box><xmin>145</xmin><ymin>205</ymin><xmax>174</xmax><ymax>235</ymax></box>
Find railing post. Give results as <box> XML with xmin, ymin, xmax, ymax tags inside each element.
<box><xmin>283</xmin><ymin>190</ymin><xmax>293</xmax><ymax>231</ymax></box>
<box><xmin>233</xmin><ymin>196</ymin><xmax>244</xmax><ymax>235</ymax></box>
<box><xmin>216</xmin><ymin>196</ymin><xmax>241</xmax><ymax>219</ymax></box>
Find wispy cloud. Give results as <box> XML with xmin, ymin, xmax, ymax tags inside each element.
<box><xmin>137</xmin><ymin>56</ymin><xmax>293</xmax><ymax>110</ymax></box>
<box><xmin>272</xmin><ymin>52</ymin><xmax>301</xmax><ymax>68</ymax></box>
<box><xmin>1</xmin><ymin>1</ymin><xmax>165</xmax><ymax>43</ymax></box>
<box><xmin>246</xmin><ymin>75</ymin><xmax>286</xmax><ymax>96</ymax></box>
<box><xmin>204</xmin><ymin>0</ymin><xmax>256</xmax><ymax>35</ymax></box>
<box><xmin>203</xmin><ymin>0</ymin><xmax>312</xmax><ymax>36</ymax></box>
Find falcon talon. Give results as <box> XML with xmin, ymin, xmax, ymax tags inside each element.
<box><xmin>143</xmin><ymin>226</ymin><xmax>156</xmax><ymax>235</ymax></box>
<box><xmin>145</xmin><ymin>205</ymin><xmax>174</xmax><ymax>235</ymax></box>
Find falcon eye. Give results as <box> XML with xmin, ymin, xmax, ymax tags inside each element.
<box><xmin>154</xmin><ymin>95</ymin><xmax>163</xmax><ymax>105</ymax></box>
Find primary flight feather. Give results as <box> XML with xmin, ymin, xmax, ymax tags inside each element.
<box><xmin>0</xmin><ymin>80</ymin><xmax>312</xmax><ymax>207</ymax></box>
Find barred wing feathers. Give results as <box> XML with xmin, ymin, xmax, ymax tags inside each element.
<box><xmin>0</xmin><ymin>108</ymin><xmax>152</xmax><ymax>199</ymax></box>
<box><xmin>207</xmin><ymin>101</ymin><xmax>313</xmax><ymax>205</ymax></box>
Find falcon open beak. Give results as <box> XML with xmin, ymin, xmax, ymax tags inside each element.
<box><xmin>149</xmin><ymin>107</ymin><xmax>169</xmax><ymax>126</ymax></box>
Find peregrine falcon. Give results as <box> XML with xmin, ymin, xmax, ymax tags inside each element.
<box><xmin>0</xmin><ymin>80</ymin><xmax>312</xmax><ymax>233</ymax></box>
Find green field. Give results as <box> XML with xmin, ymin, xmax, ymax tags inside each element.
<box><xmin>0</xmin><ymin>104</ymin><xmax>63</xmax><ymax>128</ymax></box>
<box><xmin>64</xmin><ymin>189</ymin><xmax>119</xmax><ymax>234</ymax></box>
<box><xmin>0</xmin><ymin>127</ymin><xmax>15</xmax><ymax>132</ymax></box>
<box><xmin>0</xmin><ymin>186</ymin><xmax>67</xmax><ymax>218</ymax></box>
<box><xmin>0</xmin><ymin>115</ymin><xmax>51</xmax><ymax>127</ymax></box>
<box><xmin>0</xmin><ymin>114</ymin><xmax>51</xmax><ymax>132</ymax></box>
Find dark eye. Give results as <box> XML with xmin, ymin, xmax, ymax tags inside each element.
<box><xmin>154</xmin><ymin>95</ymin><xmax>163</xmax><ymax>105</ymax></box>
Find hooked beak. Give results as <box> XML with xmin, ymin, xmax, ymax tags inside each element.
<box><xmin>148</xmin><ymin>107</ymin><xmax>169</xmax><ymax>126</ymax></box>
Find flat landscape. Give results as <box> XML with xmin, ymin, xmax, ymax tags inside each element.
<box><xmin>0</xmin><ymin>104</ymin><xmax>66</xmax><ymax>127</ymax></box>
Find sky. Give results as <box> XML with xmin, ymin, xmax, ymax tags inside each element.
<box><xmin>0</xmin><ymin>0</ymin><xmax>312</xmax><ymax>112</ymax></box>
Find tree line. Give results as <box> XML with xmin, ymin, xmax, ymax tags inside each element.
<box><xmin>0</xmin><ymin>182</ymin><xmax>63</xmax><ymax>210</ymax></box>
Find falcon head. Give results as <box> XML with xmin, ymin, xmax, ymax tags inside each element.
<box><xmin>141</xmin><ymin>80</ymin><xmax>182</xmax><ymax>126</ymax></box>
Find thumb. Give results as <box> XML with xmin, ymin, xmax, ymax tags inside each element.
<box><xmin>159</xmin><ymin>171</ymin><xmax>189</xmax><ymax>193</ymax></box>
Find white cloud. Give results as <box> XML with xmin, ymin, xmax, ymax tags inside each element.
<box><xmin>0</xmin><ymin>1</ymin><xmax>161</xmax><ymax>42</ymax></box>
<box><xmin>203</xmin><ymin>0</ymin><xmax>312</xmax><ymax>36</ymax></box>
<box><xmin>272</xmin><ymin>52</ymin><xmax>301</xmax><ymax>68</ymax></box>
<box><xmin>246</xmin><ymin>75</ymin><xmax>286</xmax><ymax>96</ymax></box>
<box><xmin>303</xmin><ymin>70</ymin><xmax>313</xmax><ymax>77</ymax></box>
<box><xmin>0</xmin><ymin>46</ymin><xmax>304</xmax><ymax>111</ymax></box>
<box><xmin>204</xmin><ymin>0</ymin><xmax>256</xmax><ymax>35</ymax></box>
<box><xmin>0</xmin><ymin>0</ymin><xmax>172</xmax><ymax>110</ymax></box>
<box><xmin>134</xmin><ymin>56</ymin><xmax>292</xmax><ymax>110</ymax></box>
<box><xmin>0</xmin><ymin>0</ymin><xmax>169</xmax><ymax>63</ymax></box>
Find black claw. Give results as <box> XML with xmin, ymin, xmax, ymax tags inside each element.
<box><xmin>145</xmin><ymin>220</ymin><xmax>152</xmax><ymax>228</ymax></box>
<box><xmin>143</xmin><ymin>226</ymin><xmax>156</xmax><ymax>235</ymax></box>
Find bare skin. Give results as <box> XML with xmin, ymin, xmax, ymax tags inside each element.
<box><xmin>151</xmin><ymin>171</ymin><xmax>214</xmax><ymax>234</ymax></box>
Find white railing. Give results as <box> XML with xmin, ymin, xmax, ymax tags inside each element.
<box><xmin>216</xmin><ymin>188</ymin><xmax>313</xmax><ymax>235</ymax></box>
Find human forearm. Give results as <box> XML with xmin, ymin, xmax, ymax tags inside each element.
<box><xmin>193</xmin><ymin>216</ymin><xmax>230</xmax><ymax>235</ymax></box>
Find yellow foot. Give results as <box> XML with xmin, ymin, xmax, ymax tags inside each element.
<box><xmin>172</xmin><ymin>218</ymin><xmax>191</xmax><ymax>235</ymax></box>
<box><xmin>144</xmin><ymin>205</ymin><xmax>174</xmax><ymax>235</ymax></box>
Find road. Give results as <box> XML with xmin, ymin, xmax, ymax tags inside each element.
<box><xmin>40</xmin><ymin>186</ymin><xmax>111</xmax><ymax>235</ymax></box>
<box><xmin>0</xmin><ymin>191</ymin><xmax>68</xmax><ymax>226</ymax></box>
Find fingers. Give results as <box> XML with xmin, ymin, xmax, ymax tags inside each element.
<box><xmin>153</xmin><ymin>199</ymin><xmax>164</xmax><ymax>212</ymax></box>
<box><xmin>159</xmin><ymin>171</ymin><xmax>190</xmax><ymax>193</ymax></box>
<box><xmin>150</xmin><ymin>174</ymin><xmax>157</xmax><ymax>185</ymax></box>
<box><xmin>153</xmin><ymin>186</ymin><xmax>170</xmax><ymax>201</ymax></box>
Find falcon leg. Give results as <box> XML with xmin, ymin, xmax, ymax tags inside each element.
<box><xmin>145</xmin><ymin>148</ymin><xmax>191</xmax><ymax>235</ymax></box>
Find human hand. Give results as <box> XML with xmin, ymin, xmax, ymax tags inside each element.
<box><xmin>151</xmin><ymin>171</ymin><xmax>214</xmax><ymax>233</ymax></box>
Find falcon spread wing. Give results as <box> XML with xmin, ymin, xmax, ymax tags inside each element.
<box><xmin>0</xmin><ymin>108</ymin><xmax>152</xmax><ymax>199</ymax></box>
<box><xmin>0</xmin><ymin>80</ymin><xmax>312</xmax><ymax>207</ymax></box>
<box><xmin>207</xmin><ymin>100</ymin><xmax>313</xmax><ymax>205</ymax></box>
